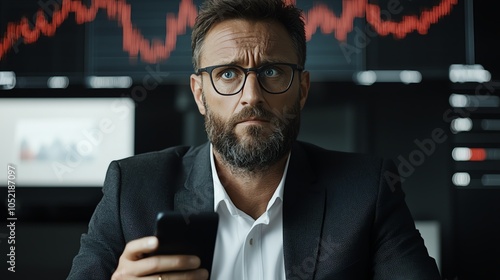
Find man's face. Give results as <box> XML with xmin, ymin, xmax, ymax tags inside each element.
<box><xmin>190</xmin><ymin>19</ymin><xmax>310</xmax><ymax>171</ymax></box>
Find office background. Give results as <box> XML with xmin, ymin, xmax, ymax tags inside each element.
<box><xmin>1</xmin><ymin>0</ymin><xmax>499</xmax><ymax>279</ymax></box>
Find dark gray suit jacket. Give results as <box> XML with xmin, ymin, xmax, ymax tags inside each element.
<box><xmin>68</xmin><ymin>141</ymin><xmax>441</xmax><ymax>279</ymax></box>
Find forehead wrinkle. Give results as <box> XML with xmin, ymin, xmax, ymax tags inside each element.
<box><xmin>210</xmin><ymin>34</ymin><xmax>271</xmax><ymax>64</ymax></box>
<box><xmin>210</xmin><ymin>24</ymin><xmax>272</xmax><ymax>47</ymax></box>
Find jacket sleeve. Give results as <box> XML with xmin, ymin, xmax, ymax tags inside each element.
<box><xmin>67</xmin><ymin>161</ymin><xmax>125</xmax><ymax>280</ymax></box>
<box><xmin>371</xmin><ymin>159</ymin><xmax>441</xmax><ymax>279</ymax></box>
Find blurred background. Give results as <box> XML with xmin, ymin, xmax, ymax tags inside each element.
<box><xmin>0</xmin><ymin>0</ymin><xmax>499</xmax><ymax>279</ymax></box>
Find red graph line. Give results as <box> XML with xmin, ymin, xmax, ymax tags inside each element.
<box><xmin>0</xmin><ymin>0</ymin><xmax>458</xmax><ymax>63</ymax></box>
<box><xmin>0</xmin><ymin>0</ymin><xmax>197</xmax><ymax>63</ymax></box>
<box><xmin>291</xmin><ymin>0</ymin><xmax>458</xmax><ymax>41</ymax></box>
<box><xmin>365</xmin><ymin>0</ymin><xmax>458</xmax><ymax>39</ymax></box>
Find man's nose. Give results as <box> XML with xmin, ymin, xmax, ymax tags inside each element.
<box><xmin>239</xmin><ymin>72</ymin><xmax>264</xmax><ymax>106</ymax></box>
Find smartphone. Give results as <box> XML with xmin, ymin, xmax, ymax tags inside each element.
<box><xmin>151</xmin><ymin>211</ymin><xmax>219</xmax><ymax>275</ymax></box>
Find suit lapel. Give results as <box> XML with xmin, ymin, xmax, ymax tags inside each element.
<box><xmin>174</xmin><ymin>143</ymin><xmax>215</xmax><ymax>218</ymax></box>
<box><xmin>283</xmin><ymin>142</ymin><xmax>326</xmax><ymax>280</ymax></box>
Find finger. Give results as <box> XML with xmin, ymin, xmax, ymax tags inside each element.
<box><xmin>153</xmin><ymin>268</ymin><xmax>209</xmax><ymax>280</ymax></box>
<box><xmin>138</xmin><ymin>255</ymin><xmax>202</xmax><ymax>276</ymax></box>
<box><xmin>121</xmin><ymin>236</ymin><xmax>159</xmax><ymax>261</ymax></box>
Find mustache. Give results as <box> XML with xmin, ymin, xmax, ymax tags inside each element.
<box><xmin>229</xmin><ymin>105</ymin><xmax>277</xmax><ymax>126</ymax></box>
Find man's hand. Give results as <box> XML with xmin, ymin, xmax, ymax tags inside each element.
<box><xmin>111</xmin><ymin>236</ymin><xmax>209</xmax><ymax>280</ymax></box>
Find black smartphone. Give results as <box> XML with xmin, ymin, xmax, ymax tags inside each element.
<box><xmin>151</xmin><ymin>211</ymin><xmax>219</xmax><ymax>275</ymax></box>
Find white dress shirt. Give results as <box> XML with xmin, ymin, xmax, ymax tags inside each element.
<box><xmin>210</xmin><ymin>145</ymin><xmax>290</xmax><ymax>280</ymax></box>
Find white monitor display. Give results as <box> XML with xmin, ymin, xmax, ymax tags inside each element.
<box><xmin>0</xmin><ymin>98</ymin><xmax>135</xmax><ymax>187</ymax></box>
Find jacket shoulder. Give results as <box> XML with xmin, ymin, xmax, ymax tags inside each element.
<box><xmin>109</xmin><ymin>144</ymin><xmax>208</xmax><ymax>193</ymax></box>
<box><xmin>295</xmin><ymin>141</ymin><xmax>391</xmax><ymax>193</ymax></box>
<box><xmin>119</xmin><ymin>145</ymin><xmax>192</xmax><ymax>164</ymax></box>
<box><xmin>115</xmin><ymin>144</ymin><xmax>207</xmax><ymax>171</ymax></box>
<box><xmin>297</xmin><ymin>141</ymin><xmax>384</xmax><ymax>168</ymax></box>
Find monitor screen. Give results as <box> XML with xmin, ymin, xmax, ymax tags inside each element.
<box><xmin>0</xmin><ymin>98</ymin><xmax>135</xmax><ymax>187</ymax></box>
<box><xmin>0</xmin><ymin>0</ymin><xmax>467</xmax><ymax>85</ymax></box>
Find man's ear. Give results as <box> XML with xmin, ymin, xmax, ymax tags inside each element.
<box><xmin>190</xmin><ymin>74</ymin><xmax>206</xmax><ymax>115</ymax></box>
<box><xmin>299</xmin><ymin>70</ymin><xmax>310</xmax><ymax>110</ymax></box>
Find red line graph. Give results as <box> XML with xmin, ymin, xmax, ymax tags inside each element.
<box><xmin>0</xmin><ymin>0</ymin><xmax>458</xmax><ymax>63</ymax></box>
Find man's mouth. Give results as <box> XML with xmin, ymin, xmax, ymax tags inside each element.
<box><xmin>237</xmin><ymin>117</ymin><xmax>270</xmax><ymax>125</ymax></box>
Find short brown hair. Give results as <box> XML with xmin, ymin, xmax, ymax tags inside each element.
<box><xmin>191</xmin><ymin>0</ymin><xmax>306</xmax><ymax>70</ymax></box>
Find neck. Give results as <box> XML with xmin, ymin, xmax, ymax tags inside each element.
<box><xmin>213</xmin><ymin>150</ymin><xmax>289</xmax><ymax>220</ymax></box>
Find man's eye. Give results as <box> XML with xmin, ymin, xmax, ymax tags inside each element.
<box><xmin>263</xmin><ymin>68</ymin><xmax>280</xmax><ymax>77</ymax></box>
<box><xmin>220</xmin><ymin>69</ymin><xmax>238</xmax><ymax>79</ymax></box>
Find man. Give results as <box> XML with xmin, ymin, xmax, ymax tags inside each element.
<box><xmin>68</xmin><ymin>0</ymin><xmax>441</xmax><ymax>279</ymax></box>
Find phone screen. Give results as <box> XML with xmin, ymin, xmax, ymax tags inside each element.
<box><xmin>153</xmin><ymin>211</ymin><xmax>219</xmax><ymax>274</ymax></box>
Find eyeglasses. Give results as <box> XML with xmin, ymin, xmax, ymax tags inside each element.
<box><xmin>196</xmin><ymin>63</ymin><xmax>303</xmax><ymax>96</ymax></box>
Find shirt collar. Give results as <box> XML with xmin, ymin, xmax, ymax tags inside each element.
<box><xmin>210</xmin><ymin>144</ymin><xmax>290</xmax><ymax>215</ymax></box>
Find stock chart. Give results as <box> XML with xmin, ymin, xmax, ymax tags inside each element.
<box><xmin>0</xmin><ymin>0</ymin><xmax>465</xmax><ymax>85</ymax></box>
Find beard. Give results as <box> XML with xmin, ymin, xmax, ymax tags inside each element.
<box><xmin>204</xmin><ymin>94</ymin><xmax>301</xmax><ymax>173</ymax></box>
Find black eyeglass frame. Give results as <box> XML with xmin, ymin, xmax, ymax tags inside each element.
<box><xmin>195</xmin><ymin>63</ymin><xmax>304</xmax><ymax>96</ymax></box>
